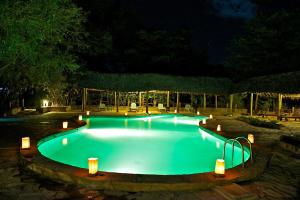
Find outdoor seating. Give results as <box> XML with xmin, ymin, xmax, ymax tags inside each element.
<box><xmin>158</xmin><ymin>103</ymin><xmax>166</xmax><ymax>112</ymax></box>
<box><xmin>99</xmin><ymin>103</ymin><xmax>106</xmax><ymax>111</ymax></box>
<box><xmin>130</xmin><ymin>103</ymin><xmax>138</xmax><ymax>112</ymax></box>
<box><xmin>280</xmin><ymin>108</ymin><xmax>300</xmax><ymax>121</ymax></box>
<box><xmin>185</xmin><ymin>104</ymin><xmax>192</xmax><ymax>112</ymax></box>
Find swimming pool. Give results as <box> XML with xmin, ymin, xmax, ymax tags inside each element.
<box><xmin>38</xmin><ymin>114</ymin><xmax>249</xmax><ymax>175</ymax></box>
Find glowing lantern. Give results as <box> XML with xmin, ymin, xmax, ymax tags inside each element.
<box><xmin>217</xmin><ymin>124</ymin><xmax>221</xmax><ymax>132</ymax></box>
<box><xmin>174</xmin><ymin>109</ymin><xmax>177</xmax><ymax>114</ymax></box>
<box><xmin>149</xmin><ymin>111</ymin><xmax>151</xmax><ymax>115</ymax></box>
<box><xmin>202</xmin><ymin>119</ymin><xmax>207</xmax><ymax>125</ymax></box>
<box><xmin>42</xmin><ymin>99</ymin><xmax>49</xmax><ymax>107</ymax></box>
<box><xmin>78</xmin><ymin>115</ymin><xmax>83</xmax><ymax>121</ymax></box>
<box><xmin>62</xmin><ymin>138</ymin><xmax>68</xmax><ymax>145</ymax></box>
<box><xmin>209</xmin><ymin>114</ymin><xmax>213</xmax><ymax>119</ymax></box>
<box><xmin>21</xmin><ymin>137</ymin><xmax>30</xmax><ymax>149</ymax></box>
<box><xmin>88</xmin><ymin>158</ymin><xmax>98</xmax><ymax>175</ymax></box>
<box><xmin>63</xmin><ymin>121</ymin><xmax>68</xmax><ymax>129</ymax></box>
<box><xmin>197</xmin><ymin>111</ymin><xmax>200</xmax><ymax>116</ymax></box>
<box><xmin>215</xmin><ymin>159</ymin><xmax>225</xmax><ymax>175</ymax></box>
<box><xmin>125</xmin><ymin>112</ymin><xmax>128</xmax><ymax>116</ymax></box>
<box><xmin>248</xmin><ymin>133</ymin><xmax>254</xmax><ymax>144</ymax></box>
<box><xmin>86</xmin><ymin>111</ymin><xmax>90</xmax><ymax>116</ymax></box>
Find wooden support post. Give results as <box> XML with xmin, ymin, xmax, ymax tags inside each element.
<box><xmin>191</xmin><ymin>93</ymin><xmax>194</xmax><ymax>107</ymax></box>
<box><xmin>114</xmin><ymin>92</ymin><xmax>117</xmax><ymax>111</ymax></box>
<box><xmin>139</xmin><ymin>92</ymin><xmax>142</xmax><ymax>107</ymax></box>
<box><xmin>146</xmin><ymin>91</ymin><xmax>149</xmax><ymax>114</ymax></box>
<box><xmin>116</xmin><ymin>92</ymin><xmax>119</xmax><ymax>112</ymax></box>
<box><xmin>215</xmin><ymin>95</ymin><xmax>218</xmax><ymax>109</ymax></box>
<box><xmin>203</xmin><ymin>93</ymin><xmax>206</xmax><ymax>111</ymax></box>
<box><xmin>167</xmin><ymin>91</ymin><xmax>170</xmax><ymax>108</ymax></box>
<box><xmin>176</xmin><ymin>92</ymin><xmax>180</xmax><ymax>113</ymax></box>
<box><xmin>82</xmin><ymin>88</ymin><xmax>86</xmax><ymax>111</ymax></box>
<box><xmin>278</xmin><ymin>93</ymin><xmax>282</xmax><ymax>116</ymax></box>
<box><xmin>250</xmin><ymin>93</ymin><xmax>253</xmax><ymax>116</ymax></box>
<box><xmin>255</xmin><ymin>93</ymin><xmax>259</xmax><ymax>113</ymax></box>
<box><xmin>230</xmin><ymin>94</ymin><xmax>233</xmax><ymax>113</ymax></box>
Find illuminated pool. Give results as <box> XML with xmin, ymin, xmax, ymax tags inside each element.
<box><xmin>38</xmin><ymin>114</ymin><xmax>249</xmax><ymax>175</ymax></box>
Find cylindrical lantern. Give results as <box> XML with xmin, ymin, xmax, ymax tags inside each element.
<box><xmin>217</xmin><ymin>124</ymin><xmax>221</xmax><ymax>132</ymax></box>
<box><xmin>88</xmin><ymin>158</ymin><xmax>98</xmax><ymax>175</ymax></box>
<box><xmin>62</xmin><ymin>138</ymin><xmax>68</xmax><ymax>145</ymax></box>
<box><xmin>63</xmin><ymin>121</ymin><xmax>68</xmax><ymax>129</ymax></box>
<box><xmin>248</xmin><ymin>133</ymin><xmax>254</xmax><ymax>143</ymax></box>
<box><xmin>197</xmin><ymin>111</ymin><xmax>200</xmax><ymax>116</ymax></box>
<box><xmin>202</xmin><ymin>119</ymin><xmax>207</xmax><ymax>125</ymax></box>
<box><xmin>125</xmin><ymin>112</ymin><xmax>128</xmax><ymax>116</ymax></box>
<box><xmin>21</xmin><ymin>137</ymin><xmax>30</xmax><ymax>149</ymax></box>
<box><xmin>209</xmin><ymin>114</ymin><xmax>213</xmax><ymax>119</ymax></box>
<box><xmin>78</xmin><ymin>115</ymin><xmax>83</xmax><ymax>121</ymax></box>
<box><xmin>174</xmin><ymin>109</ymin><xmax>177</xmax><ymax>114</ymax></box>
<box><xmin>215</xmin><ymin>159</ymin><xmax>225</xmax><ymax>175</ymax></box>
<box><xmin>149</xmin><ymin>111</ymin><xmax>151</xmax><ymax>115</ymax></box>
<box><xmin>86</xmin><ymin>111</ymin><xmax>90</xmax><ymax>116</ymax></box>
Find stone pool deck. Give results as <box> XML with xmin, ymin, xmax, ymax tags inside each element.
<box><xmin>0</xmin><ymin>112</ymin><xmax>299</xmax><ymax>199</ymax></box>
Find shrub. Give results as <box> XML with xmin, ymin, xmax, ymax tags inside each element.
<box><xmin>237</xmin><ymin>116</ymin><xmax>281</xmax><ymax>129</ymax></box>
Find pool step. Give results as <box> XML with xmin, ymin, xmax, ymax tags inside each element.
<box><xmin>213</xmin><ymin>183</ymin><xmax>258</xmax><ymax>200</ymax></box>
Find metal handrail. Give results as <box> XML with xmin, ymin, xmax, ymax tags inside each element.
<box><xmin>222</xmin><ymin>138</ymin><xmax>245</xmax><ymax>167</ymax></box>
<box><xmin>235</xmin><ymin>137</ymin><xmax>253</xmax><ymax>164</ymax></box>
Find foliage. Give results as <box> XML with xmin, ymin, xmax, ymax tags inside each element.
<box><xmin>225</xmin><ymin>10</ymin><xmax>300</xmax><ymax>81</ymax></box>
<box><xmin>237</xmin><ymin>116</ymin><xmax>281</xmax><ymax>129</ymax></box>
<box><xmin>0</xmin><ymin>0</ymin><xmax>87</xmax><ymax>91</ymax></box>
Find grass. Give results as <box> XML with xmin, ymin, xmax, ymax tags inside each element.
<box><xmin>237</xmin><ymin>116</ymin><xmax>281</xmax><ymax>129</ymax></box>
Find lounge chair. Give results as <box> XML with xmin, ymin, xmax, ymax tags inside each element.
<box><xmin>99</xmin><ymin>103</ymin><xmax>106</xmax><ymax>111</ymax></box>
<box><xmin>185</xmin><ymin>104</ymin><xmax>192</xmax><ymax>112</ymax></box>
<box><xmin>130</xmin><ymin>103</ymin><xmax>138</xmax><ymax>112</ymax></box>
<box><xmin>158</xmin><ymin>103</ymin><xmax>166</xmax><ymax>112</ymax></box>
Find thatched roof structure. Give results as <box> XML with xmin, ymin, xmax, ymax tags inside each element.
<box><xmin>234</xmin><ymin>71</ymin><xmax>300</xmax><ymax>94</ymax></box>
<box><xmin>79</xmin><ymin>72</ymin><xmax>233</xmax><ymax>95</ymax></box>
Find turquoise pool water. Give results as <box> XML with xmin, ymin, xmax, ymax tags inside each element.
<box><xmin>38</xmin><ymin>114</ymin><xmax>249</xmax><ymax>175</ymax></box>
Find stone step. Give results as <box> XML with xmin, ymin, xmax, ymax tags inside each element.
<box><xmin>213</xmin><ymin>183</ymin><xmax>258</xmax><ymax>200</ymax></box>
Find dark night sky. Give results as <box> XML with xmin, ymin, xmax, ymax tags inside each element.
<box><xmin>129</xmin><ymin>0</ymin><xmax>255</xmax><ymax>63</ymax></box>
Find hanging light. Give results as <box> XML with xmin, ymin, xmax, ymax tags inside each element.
<box><xmin>78</xmin><ymin>115</ymin><xmax>83</xmax><ymax>121</ymax></box>
<box><xmin>248</xmin><ymin>133</ymin><xmax>254</xmax><ymax>144</ymax></box>
<box><xmin>62</xmin><ymin>138</ymin><xmax>68</xmax><ymax>145</ymax></box>
<box><xmin>86</xmin><ymin>111</ymin><xmax>90</xmax><ymax>116</ymax></box>
<box><xmin>215</xmin><ymin>159</ymin><xmax>225</xmax><ymax>175</ymax></box>
<box><xmin>88</xmin><ymin>158</ymin><xmax>98</xmax><ymax>175</ymax></box>
<box><xmin>63</xmin><ymin>121</ymin><xmax>68</xmax><ymax>129</ymax></box>
<box><xmin>217</xmin><ymin>124</ymin><xmax>221</xmax><ymax>132</ymax></box>
<box><xmin>21</xmin><ymin>137</ymin><xmax>30</xmax><ymax>149</ymax></box>
<box><xmin>209</xmin><ymin>114</ymin><xmax>213</xmax><ymax>119</ymax></box>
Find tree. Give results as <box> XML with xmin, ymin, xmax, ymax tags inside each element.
<box><xmin>0</xmin><ymin>0</ymin><xmax>87</xmax><ymax>111</ymax></box>
<box><xmin>225</xmin><ymin>9</ymin><xmax>300</xmax><ymax>81</ymax></box>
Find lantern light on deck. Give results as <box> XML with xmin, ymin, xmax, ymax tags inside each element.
<box><xmin>209</xmin><ymin>114</ymin><xmax>213</xmax><ymax>119</ymax></box>
<box><xmin>217</xmin><ymin>124</ymin><xmax>221</xmax><ymax>132</ymax></box>
<box><xmin>174</xmin><ymin>109</ymin><xmax>177</xmax><ymax>114</ymax></box>
<box><xmin>86</xmin><ymin>111</ymin><xmax>90</xmax><ymax>116</ymax></box>
<box><xmin>248</xmin><ymin>133</ymin><xmax>254</xmax><ymax>143</ymax></box>
<box><xmin>78</xmin><ymin>115</ymin><xmax>83</xmax><ymax>121</ymax></box>
<box><xmin>197</xmin><ymin>111</ymin><xmax>200</xmax><ymax>116</ymax></box>
<box><xmin>215</xmin><ymin>159</ymin><xmax>225</xmax><ymax>175</ymax></box>
<box><xmin>125</xmin><ymin>112</ymin><xmax>128</xmax><ymax>116</ymax></box>
<box><xmin>202</xmin><ymin>119</ymin><xmax>207</xmax><ymax>125</ymax></box>
<box><xmin>21</xmin><ymin>137</ymin><xmax>30</xmax><ymax>149</ymax></box>
<box><xmin>88</xmin><ymin>158</ymin><xmax>98</xmax><ymax>175</ymax></box>
<box><xmin>63</xmin><ymin>121</ymin><xmax>68</xmax><ymax>129</ymax></box>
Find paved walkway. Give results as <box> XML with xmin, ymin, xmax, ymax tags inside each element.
<box><xmin>0</xmin><ymin>113</ymin><xmax>299</xmax><ymax>199</ymax></box>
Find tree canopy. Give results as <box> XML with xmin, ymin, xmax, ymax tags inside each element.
<box><xmin>0</xmin><ymin>0</ymin><xmax>87</xmax><ymax>91</ymax></box>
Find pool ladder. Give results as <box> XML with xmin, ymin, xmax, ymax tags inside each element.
<box><xmin>222</xmin><ymin>137</ymin><xmax>253</xmax><ymax>167</ymax></box>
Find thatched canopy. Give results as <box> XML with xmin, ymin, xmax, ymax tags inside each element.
<box><xmin>79</xmin><ymin>72</ymin><xmax>233</xmax><ymax>95</ymax></box>
<box><xmin>234</xmin><ymin>71</ymin><xmax>300</xmax><ymax>94</ymax></box>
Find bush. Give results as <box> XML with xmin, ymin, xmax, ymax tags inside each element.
<box><xmin>237</xmin><ymin>116</ymin><xmax>281</xmax><ymax>129</ymax></box>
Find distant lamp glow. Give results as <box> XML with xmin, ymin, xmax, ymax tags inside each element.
<box><xmin>248</xmin><ymin>134</ymin><xmax>254</xmax><ymax>143</ymax></box>
<box><xmin>78</xmin><ymin>115</ymin><xmax>83</xmax><ymax>121</ymax></box>
<box><xmin>21</xmin><ymin>137</ymin><xmax>30</xmax><ymax>149</ymax></box>
<box><xmin>42</xmin><ymin>99</ymin><xmax>49</xmax><ymax>107</ymax></box>
<box><xmin>197</xmin><ymin>111</ymin><xmax>200</xmax><ymax>116</ymax></box>
<box><xmin>88</xmin><ymin>158</ymin><xmax>98</xmax><ymax>175</ymax></box>
<box><xmin>174</xmin><ymin>109</ymin><xmax>177</xmax><ymax>114</ymax></box>
<box><xmin>217</xmin><ymin>124</ymin><xmax>221</xmax><ymax>132</ymax></box>
<box><xmin>202</xmin><ymin>119</ymin><xmax>207</xmax><ymax>125</ymax></box>
<box><xmin>209</xmin><ymin>114</ymin><xmax>213</xmax><ymax>119</ymax></box>
<box><xmin>215</xmin><ymin>159</ymin><xmax>225</xmax><ymax>175</ymax></box>
<box><xmin>125</xmin><ymin>112</ymin><xmax>128</xmax><ymax>116</ymax></box>
<box><xmin>62</xmin><ymin>138</ymin><xmax>68</xmax><ymax>145</ymax></box>
<box><xmin>148</xmin><ymin>111</ymin><xmax>151</xmax><ymax>115</ymax></box>
<box><xmin>86</xmin><ymin>111</ymin><xmax>90</xmax><ymax>116</ymax></box>
<box><xmin>63</xmin><ymin>121</ymin><xmax>68</xmax><ymax>129</ymax></box>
